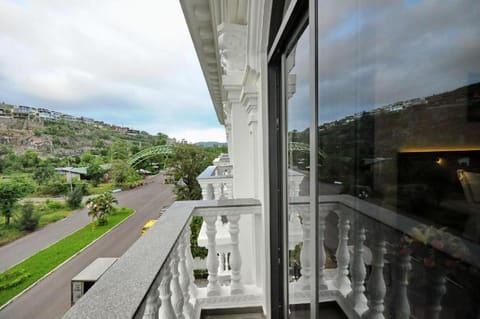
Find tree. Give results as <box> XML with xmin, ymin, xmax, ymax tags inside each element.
<box><xmin>87</xmin><ymin>163</ymin><xmax>104</xmax><ymax>186</ymax></box>
<box><xmin>0</xmin><ymin>177</ymin><xmax>35</xmax><ymax>225</ymax></box>
<box><xmin>19</xmin><ymin>150</ymin><xmax>41</xmax><ymax>171</ymax></box>
<box><xmin>109</xmin><ymin>140</ymin><xmax>128</xmax><ymax>160</ymax></box>
<box><xmin>17</xmin><ymin>202</ymin><xmax>40</xmax><ymax>231</ymax></box>
<box><xmin>86</xmin><ymin>192</ymin><xmax>118</xmax><ymax>228</ymax></box>
<box><xmin>32</xmin><ymin>163</ymin><xmax>55</xmax><ymax>184</ymax></box>
<box><xmin>167</xmin><ymin>144</ymin><xmax>212</xmax><ymax>200</ymax></box>
<box><xmin>109</xmin><ymin>160</ymin><xmax>141</xmax><ymax>186</ymax></box>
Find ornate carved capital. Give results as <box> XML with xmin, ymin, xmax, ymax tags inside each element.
<box><xmin>218</xmin><ymin>23</ymin><xmax>247</xmax><ymax>75</ymax></box>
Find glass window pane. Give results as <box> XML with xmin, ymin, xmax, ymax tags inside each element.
<box><xmin>318</xmin><ymin>1</ymin><xmax>480</xmax><ymax>318</ymax></box>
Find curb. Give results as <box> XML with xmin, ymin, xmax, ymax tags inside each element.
<box><xmin>0</xmin><ymin>209</ymin><xmax>136</xmax><ymax>312</ymax></box>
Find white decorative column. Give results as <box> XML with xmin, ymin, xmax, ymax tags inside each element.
<box><xmin>178</xmin><ymin>230</ymin><xmax>194</xmax><ymax>319</ymax></box>
<box><xmin>228</xmin><ymin>213</ymin><xmax>244</xmax><ymax>295</ymax></box>
<box><xmin>362</xmin><ymin>231</ymin><xmax>387</xmax><ymax>319</ymax></box>
<box><xmin>318</xmin><ymin>207</ymin><xmax>329</xmax><ymax>290</ymax></box>
<box><xmin>158</xmin><ymin>262</ymin><xmax>176</xmax><ymax>319</ymax></box>
<box><xmin>348</xmin><ymin>221</ymin><xmax>368</xmax><ymax>314</ymax></box>
<box><xmin>241</xmin><ymin>67</ymin><xmax>259</xmax><ymax>199</ymax></box>
<box><xmin>204</xmin><ymin>215</ymin><xmax>221</xmax><ymax>296</ymax></box>
<box><xmin>298</xmin><ymin>206</ymin><xmax>312</xmax><ymax>291</ymax></box>
<box><xmin>335</xmin><ymin>210</ymin><xmax>351</xmax><ymax>290</ymax></box>
<box><xmin>170</xmin><ymin>247</ymin><xmax>185</xmax><ymax>319</ymax></box>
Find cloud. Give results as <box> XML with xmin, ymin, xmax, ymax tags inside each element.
<box><xmin>0</xmin><ymin>0</ymin><xmax>224</xmax><ymax>142</ymax></box>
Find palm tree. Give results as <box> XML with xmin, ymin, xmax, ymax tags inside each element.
<box><xmin>86</xmin><ymin>192</ymin><xmax>118</xmax><ymax>229</ymax></box>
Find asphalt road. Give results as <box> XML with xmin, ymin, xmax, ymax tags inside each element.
<box><xmin>0</xmin><ymin>174</ymin><xmax>175</xmax><ymax>319</ymax></box>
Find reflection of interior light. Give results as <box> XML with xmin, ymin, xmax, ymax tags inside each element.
<box><xmin>400</xmin><ymin>146</ymin><xmax>480</xmax><ymax>153</ymax></box>
<box><xmin>436</xmin><ymin>157</ymin><xmax>445</xmax><ymax>166</ymax></box>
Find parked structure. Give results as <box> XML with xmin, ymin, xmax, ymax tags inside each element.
<box><xmin>64</xmin><ymin>1</ymin><xmax>480</xmax><ymax>319</ymax></box>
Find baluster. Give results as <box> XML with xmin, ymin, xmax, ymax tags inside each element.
<box><xmin>228</xmin><ymin>213</ymin><xmax>244</xmax><ymax>295</ymax></box>
<box><xmin>391</xmin><ymin>250</ymin><xmax>411</xmax><ymax>319</ymax></box>
<box><xmin>218</xmin><ymin>253</ymin><xmax>226</xmax><ymax>273</ymax></box>
<box><xmin>213</xmin><ymin>184</ymin><xmax>222</xmax><ymax>200</ymax></box>
<box><xmin>184</xmin><ymin>225</ymin><xmax>197</xmax><ymax>298</ymax></box>
<box><xmin>207</xmin><ymin>184</ymin><xmax>214</xmax><ymax>200</ymax></box>
<box><xmin>158</xmin><ymin>262</ymin><xmax>175</xmax><ymax>319</ymax></box>
<box><xmin>425</xmin><ymin>268</ymin><xmax>448</xmax><ymax>319</ymax></box>
<box><xmin>318</xmin><ymin>208</ymin><xmax>328</xmax><ymax>290</ymax></box>
<box><xmin>178</xmin><ymin>230</ymin><xmax>194</xmax><ymax>319</ymax></box>
<box><xmin>335</xmin><ymin>210</ymin><xmax>351</xmax><ymax>290</ymax></box>
<box><xmin>299</xmin><ymin>206</ymin><xmax>312</xmax><ymax>291</ymax></box>
<box><xmin>348</xmin><ymin>221</ymin><xmax>368</xmax><ymax>314</ymax></box>
<box><xmin>219</xmin><ymin>183</ymin><xmax>226</xmax><ymax>200</ymax></box>
<box><xmin>204</xmin><ymin>215</ymin><xmax>221</xmax><ymax>296</ymax></box>
<box><xmin>170</xmin><ymin>246</ymin><xmax>185</xmax><ymax>319</ymax></box>
<box><xmin>201</xmin><ymin>184</ymin><xmax>208</xmax><ymax>201</ymax></box>
<box><xmin>362</xmin><ymin>233</ymin><xmax>387</xmax><ymax>319</ymax></box>
<box><xmin>142</xmin><ymin>276</ymin><xmax>161</xmax><ymax>319</ymax></box>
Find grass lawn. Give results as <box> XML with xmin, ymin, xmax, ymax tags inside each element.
<box><xmin>0</xmin><ymin>207</ymin><xmax>134</xmax><ymax>307</ymax></box>
<box><xmin>0</xmin><ymin>200</ymin><xmax>78</xmax><ymax>246</ymax></box>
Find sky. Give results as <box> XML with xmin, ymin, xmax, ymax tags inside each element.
<box><xmin>0</xmin><ymin>0</ymin><xmax>226</xmax><ymax>143</ymax></box>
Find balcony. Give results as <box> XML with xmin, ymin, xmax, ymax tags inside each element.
<box><xmin>197</xmin><ymin>154</ymin><xmax>233</xmax><ymax>201</ymax></box>
<box><xmin>62</xmin><ymin>191</ymin><xmax>480</xmax><ymax>318</ymax></box>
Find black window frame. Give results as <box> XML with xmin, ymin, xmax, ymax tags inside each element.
<box><xmin>267</xmin><ymin>1</ymin><xmax>318</xmax><ymax>318</ymax></box>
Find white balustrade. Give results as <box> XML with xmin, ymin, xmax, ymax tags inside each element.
<box><xmin>335</xmin><ymin>210</ymin><xmax>351</xmax><ymax>290</ymax></box>
<box><xmin>348</xmin><ymin>221</ymin><xmax>368</xmax><ymax>314</ymax></box>
<box><xmin>178</xmin><ymin>230</ymin><xmax>194</xmax><ymax>319</ymax></box>
<box><xmin>204</xmin><ymin>215</ymin><xmax>221</xmax><ymax>296</ymax></box>
<box><xmin>158</xmin><ymin>263</ymin><xmax>176</xmax><ymax>319</ymax></box>
<box><xmin>426</xmin><ymin>269</ymin><xmax>448</xmax><ymax>319</ymax></box>
<box><xmin>142</xmin><ymin>276</ymin><xmax>161</xmax><ymax>319</ymax></box>
<box><xmin>170</xmin><ymin>248</ymin><xmax>185</xmax><ymax>319</ymax></box>
<box><xmin>390</xmin><ymin>251</ymin><xmax>411</xmax><ymax>319</ymax></box>
<box><xmin>66</xmin><ymin>195</ymin><xmax>467</xmax><ymax>319</ymax></box>
<box><xmin>227</xmin><ymin>213</ymin><xmax>244</xmax><ymax>295</ymax></box>
<box><xmin>362</xmin><ymin>232</ymin><xmax>387</xmax><ymax>319</ymax></box>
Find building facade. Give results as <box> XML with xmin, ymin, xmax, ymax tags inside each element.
<box><xmin>64</xmin><ymin>1</ymin><xmax>480</xmax><ymax>318</ymax></box>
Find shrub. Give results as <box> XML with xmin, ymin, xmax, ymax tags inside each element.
<box><xmin>0</xmin><ymin>269</ymin><xmax>31</xmax><ymax>291</ymax></box>
<box><xmin>17</xmin><ymin>202</ymin><xmax>40</xmax><ymax>231</ymax></box>
<box><xmin>66</xmin><ymin>186</ymin><xmax>84</xmax><ymax>209</ymax></box>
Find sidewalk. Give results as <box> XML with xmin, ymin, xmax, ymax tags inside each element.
<box><xmin>0</xmin><ymin>207</ymin><xmax>90</xmax><ymax>273</ymax></box>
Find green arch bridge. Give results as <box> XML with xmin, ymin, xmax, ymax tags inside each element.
<box><xmin>127</xmin><ymin>145</ymin><xmax>173</xmax><ymax>168</ymax></box>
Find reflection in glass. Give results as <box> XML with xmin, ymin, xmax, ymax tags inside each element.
<box><xmin>286</xmin><ymin>26</ymin><xmax>310</xmax><ymax>317</ymax></box>
<box><xmin>318</xmin><ymin>0</ymin><xmax>480</xmax><ymax>318</ymax></box>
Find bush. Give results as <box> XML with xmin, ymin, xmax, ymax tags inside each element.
<box><xmin>66</xmin><ymin>186</ymin><xmax>84</xmax><ymax>209</ymax></box>
<box><xmin>17</xmin><ymin>202</ymin><xmax>40</xmax><ymax>231</ymax></box>
<box><xmin>0</xmin><ymin>269</ymin><xmax>31</xmax><ymax>290</ymax></box>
